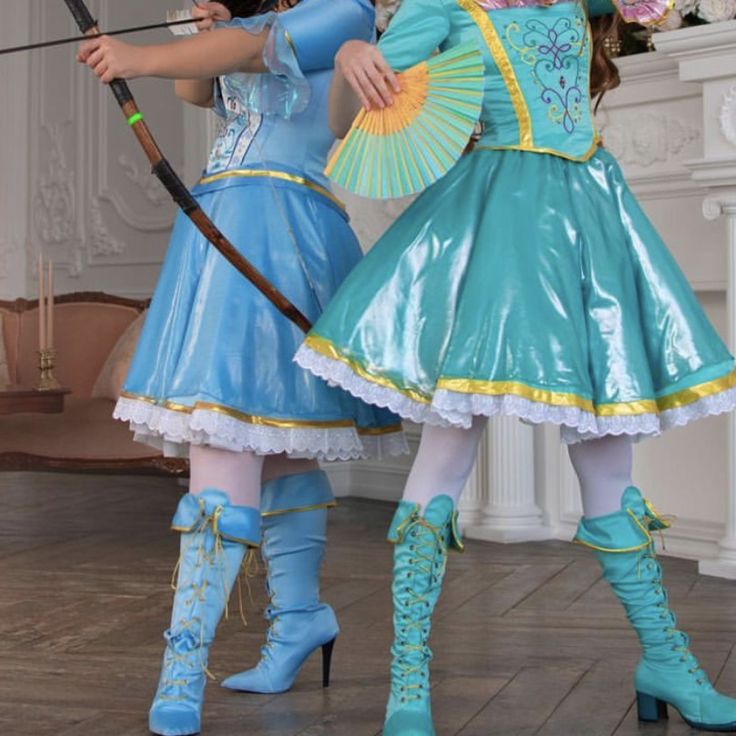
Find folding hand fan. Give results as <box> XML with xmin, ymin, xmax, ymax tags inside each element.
<box><xmin>326</xmin><ymin>42</ymin><xmax>485</xmax><ymax>199</ymax></box>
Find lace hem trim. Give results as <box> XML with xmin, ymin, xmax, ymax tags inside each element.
<box><xmin>114</xmin><ymin>397</ymin><xmax>407</xmax><ymax>461</ymax></box>
<box><xmin>294</xmin><ymin>345</ymin><xmax>736</xmax><ymax>444</ymax></box>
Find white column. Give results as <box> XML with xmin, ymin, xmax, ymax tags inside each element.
<box><xmin>464</xmin><ymin>417</ymin><xmax>552</xmax><ymax>543</ymax></box>
<box><xmin>0</xmin><ymin>1</ymin><xmax>31</xmax><ymax>299</ymax></box>
<box><xmin>457</xmin><ymin>425</ymin><xmax>488</xmax><ymax>528</ymax></box>
<box><xmin>699</xmin><ymin>192</ymin><xmax>736</xmax><ymax>578</ymax></box>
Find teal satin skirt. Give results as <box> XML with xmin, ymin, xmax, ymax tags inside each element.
<box><xmin>296</xmin><ymin>147</ymin><xmax>736</xmax><ymax>442</ymax></box>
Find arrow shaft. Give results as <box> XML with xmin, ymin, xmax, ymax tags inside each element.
<box><xmin>0</xmin><ymin>17</ymin><xmax>200</xmax><ymax>57</ymax></box>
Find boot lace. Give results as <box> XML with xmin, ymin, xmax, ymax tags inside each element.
<box><xmin>392</xmin><ymin>514</ymin><xmax>449</xmax><ymax>704</ymax></box>
<box><xmin>632</xmin><ymin>503</ymin><xmax>710</xmax><ymax>689</ymax></box>
<box><xmin>159</xmin><ymin>503</ymin><xmax>257</xmax><ymax>701</ymax></box>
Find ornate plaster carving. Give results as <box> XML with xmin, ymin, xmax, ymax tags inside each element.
<box><xmin>33</xmin><ymin>124</ymin><xmax>75</xmax><ymax>245</ymax></box>
<box><xmin>89</xmin><ymin>198</ymin><xmax>126</xmax><ymax>257</ymax></box>
<box><xmin>720</xmin><ymin>85</ymin><xmax>736</xmax><ymax>148</ymax></box>
<box><xmin>599</xmin><ymin>112</ymin><xmax>700</xmax><ymax>167</ymax></box>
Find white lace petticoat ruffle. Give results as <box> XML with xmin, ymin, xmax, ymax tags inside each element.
<box><xmin>294</xmin><ymin>344</ymin><xmax>736</xmax><ymax>444</ymax></box>
<box><xmin>114</xmin><ymin>396</ymin><xmax>408</xmax><ymax>462</ymax></box>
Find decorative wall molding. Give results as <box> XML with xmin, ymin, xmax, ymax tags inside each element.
<box><xmin>32</xmin><ymin>123</ymin><xmax>76</xmax><ymax>246</ymax></box>
<box><xmin>89</xmin><ymin>198</ymin><xmax>125</xmax><ymax>257</ymax></box>
<box><xmin>118</xmin><ymin>154</ymin><xmax>168</xmax><ymax>208</ymax></box>
<box><xmin>720</xmin><ymin>85</ymin><xmax>736</xmax><ymax>147</ymax></box>
<box><xmin>599</xmin><ymin>112</ymin><xmax>700</xmax><ymax>167</ymax></box>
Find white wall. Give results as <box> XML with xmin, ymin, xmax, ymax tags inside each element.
<box><xmin>1</xmin><ymin>6</ymin><xmax>731</xmax><ymax>565</ymax></box>
<box><xmin>0</xmin><ymin>0</ymin><xmax>193</xmax><ymax>302</ymax></box>
<box><xmin>0</xmin><ymin>1</ymin><xmax>31</xmax><ymax>299</ymax></box>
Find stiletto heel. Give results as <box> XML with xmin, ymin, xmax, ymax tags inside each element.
<box><xmin>221</xmin><ymin>472</ymin><xmax>340</xmax><ymax>695</ymax></box>
<box><xmin>636</xmin><ymin>691</ymin><xmax>668</xmax><ymax>722</ymax></box>
<box><xmin>322</xmin><ymin>637</ymin><xmax>336</xmax><ymax>688</ymax></box>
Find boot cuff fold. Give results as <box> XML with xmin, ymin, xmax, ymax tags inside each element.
<box><xmin>171</xmin><ymin>490</ymin><xmax>261</xmax><ymax>546</ymax></box>
<box><xmin>574</xmin><ymin>511</ymin><xmax>651</xmax><ymax>552</ymax></box>
<box><xmin>261</xmin><ymin>470</ymin><xmax>335</xmax><ymax>516</ymax></box>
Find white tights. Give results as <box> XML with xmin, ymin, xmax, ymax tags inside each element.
<box><xmin>567</xmin><ymin>434</ymin><xmax>633</xmax><ymax>518</ymax></box>
<box><xmin>188</xmin><ymin>445</ymin><xmax>319</xmax><ymax>508</ymax></box>
<box><xmin>402</xmin><ymin>418</ymin><xmax>488</xmax><ymax>508</ymax></box>
<box><xmin>403</xmin><ymin>421</ymin><xmax>633</xmax><ymax>520</ymax></box>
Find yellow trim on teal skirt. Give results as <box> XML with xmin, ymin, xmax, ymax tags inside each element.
<box><xmin>303</xmin><ymin>335</ymin><xmax>433</xmax><ymax>405</ymax></box>
<box><xmin>303</xmin><ymin>336</ymin><xmax>736</xmax><ymax>419</ymax></box>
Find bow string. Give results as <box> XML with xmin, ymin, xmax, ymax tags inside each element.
<box><xmin>62</xmin><ymin>0</ymin><xmax>313</xmax><ymax>333</ymax></box>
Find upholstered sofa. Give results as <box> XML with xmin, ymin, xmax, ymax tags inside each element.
<box><xmin>0</xmin><ymin>292</ymin><xmax>186</xmax><ymax>475</ymax></box>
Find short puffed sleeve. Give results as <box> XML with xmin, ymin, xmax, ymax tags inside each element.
<box><xmin>213</xmin><ymin>0</ymin><xmax>375</xmax><ymax>119</ymax></box>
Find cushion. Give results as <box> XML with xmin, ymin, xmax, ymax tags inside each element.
<box><xmin>10</xmin><ymin>303</ymin><xmax>142</xmax><ymax>398</ymax></box>
<box><xmin>92</xmin><ymin>311</ymin><xmax>146</xmax><ymax>401</ymax></box>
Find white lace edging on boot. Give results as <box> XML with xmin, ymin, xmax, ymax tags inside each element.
<box><xmin>295</xmin><ymin>345</ymin><xmax>736</xmax><ymax>444</ymax></box>
<box><xmin>114</xmin><ymin>396</ymin><xmax>407</xmax><ymax>461</ymax></box>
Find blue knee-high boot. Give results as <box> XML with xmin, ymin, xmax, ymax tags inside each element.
<box><xmin>221</xmin><ymin>470</ymin><xmax>339</xmax><ymax>694</ymax></box>
<box><xmin>149</xmin><ymin>490</ymin><xmax>260</xmax><ymax>736</ymax></box>
<box><xmin>576</xmin><ymin>486</ymin><xmax>736</xmax><ymax>732</ymax></box>
<box><xmin>383</xmin><ymin>495</ymin><xmax>463</xmax><ymax>736</ymax></box>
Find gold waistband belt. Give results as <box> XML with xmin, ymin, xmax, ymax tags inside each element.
<box><xmin>199</xmin><ymin>169</ymin><xmax>345</xmax><ymax>210</ymax></box>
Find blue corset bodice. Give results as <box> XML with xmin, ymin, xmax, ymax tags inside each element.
<box><xmin>206</xmin><ymin>67</ymin><xmax>335</xmax><ymax>187</ymax></box>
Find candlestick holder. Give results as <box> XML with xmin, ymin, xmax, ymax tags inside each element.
<box><xmin>37</xmin><ymin>348</ymin><xmax>61</xmax><ymax>391</ymax></box>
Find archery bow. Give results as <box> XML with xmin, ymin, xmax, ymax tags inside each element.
<box><xmin>63</xmin><ymin>0</ymin><xmax>313</xmax><ymax>333</ymax></box>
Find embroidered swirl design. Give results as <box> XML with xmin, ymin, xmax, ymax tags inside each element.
<box><xmin>207</xmin><ymin>78</ymin><xmax>263</xmax><ymax>173</ymax></box>
<box><xmin>505</xmin><ymin>16</ymin><xmax>587</xmax><ymax>134</ymax></box>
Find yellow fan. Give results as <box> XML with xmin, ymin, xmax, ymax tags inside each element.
<box><xmin>326</xmin><ymin>42</ymin><xmax>485</xmax><ymax>199</ymax></box>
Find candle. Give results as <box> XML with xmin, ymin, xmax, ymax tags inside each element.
<box><xmin>38</xmin><ymin>254</ymin><xmax>46</xmax><ymax>351</ymax></box>
<box><xmin>47</xmin><ymin>260</ymin><xmax>54</xmax><ymax>351</ymax></box>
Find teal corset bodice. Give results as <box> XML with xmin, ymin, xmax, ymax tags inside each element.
<box><xmin>378</xmin><ymin>0</ymin><xmax>671</xmax><ymax>162</ymax></box>
<box><xmin>448</xmin><ymin>0</ymin><xmax>595</xmax><ymax>160</ymax></box>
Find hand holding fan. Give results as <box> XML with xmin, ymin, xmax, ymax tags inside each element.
<box><xmin>325</xmin><ymin>42</ymin><xmax>485</xmax><ymax>199</ymax></box>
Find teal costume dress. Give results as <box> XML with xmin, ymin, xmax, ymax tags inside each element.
<box><xmin>295</xmin><ymin>0</ymin><xmax>736</xmax><ymax>443</ymax></box>
<box><xmin>113</xmin><ymin>0</ymin><xmax>406</xmax><ymax>461</ymax></box>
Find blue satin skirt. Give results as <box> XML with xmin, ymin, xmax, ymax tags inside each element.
<box><xmin>115</xmin><ymin>168</ymin><xmax>406</xmax><ymax>460</ymax></box>
<box><xmin>295</xmin><ymin>148</ymin><xmax>736</xmax><ymax>443</ymax></box>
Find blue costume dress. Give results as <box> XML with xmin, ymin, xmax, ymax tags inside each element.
<box><xmin>114</xmin><ymin>0</ymin><xmax>406</xmax><ymax>461</ymax></box>
<box><xmin>295</xmin><ymin>0</ymin><xmax>736</xmax><ymax>443</ymax></box>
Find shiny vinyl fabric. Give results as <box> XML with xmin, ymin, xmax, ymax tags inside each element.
<box><xmin>118</xmin><ymin>173</ymin><xmax>404</xmax><ymax>460</ymax></box>
<box><xmin>297</xmin><ymin>148</ymin><xmax>736</xmax><ymax>442</ymax></box>
<box><xmin>114</xmin><ymin>0</ymin><xmax>405</xmax><ymax>461</ymax></box>
<box><xmin>575</xmin><ymin>488</ymin><xmax>736</xmax><ymax>730</ymax></box>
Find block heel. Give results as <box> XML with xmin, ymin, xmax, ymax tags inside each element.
<box><xmin>636</xmin><ymin>692</ymin><xmax>668</xmax><ymax>723</ymax></box>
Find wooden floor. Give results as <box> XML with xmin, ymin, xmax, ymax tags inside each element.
<box><xmin>2</xmin><ymin>474</ymin><xmax>736</xmax><ymax>736</ymax></box>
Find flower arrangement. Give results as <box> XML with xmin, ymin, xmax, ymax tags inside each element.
<box><xmin>665</xmin><ymin>0</ymin><xmax>736</xmax><ymax>28</ymax></box>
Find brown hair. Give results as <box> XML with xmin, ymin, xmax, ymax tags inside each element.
<box><xmin>589</xmin><ymin>13</ymin><xmax>622</xmax><ymax>111</ymax></box>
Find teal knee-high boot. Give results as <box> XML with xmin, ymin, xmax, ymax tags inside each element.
<box><xmin>575</xmin><ymin>486</ymin><xmax>736</xmax><ymax>732</ymax></box>
<box><xmin>149</xmin><ymin>490</ymin><xmax>260</xmax><ymax>736</ymax></box>
<box><xmin>221</xmin><ymin>470</ymin><xmax>339</xmax><ymax>694</ymax></box>
<box><xmin>383</xmin><ymin>495</ymin><xmax>463</xmax><ymax>736</ymax></box>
